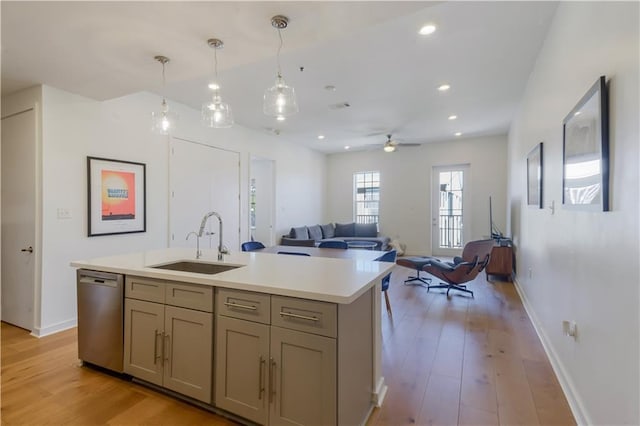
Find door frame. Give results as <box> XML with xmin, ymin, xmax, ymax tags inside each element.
<box><xmin>248</xmin><ymin>155</ymin><xmax>276</xmax><ymax>246</ymax></box>
<box><xmin>431</xmin><ymin>164</ymin><xmax>471</xmax><ymax>257</ymax></box>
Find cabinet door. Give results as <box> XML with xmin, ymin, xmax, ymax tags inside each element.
<box><xmin>269</xmin><ymin>327</ymin><xmax>336</xmax><ymax>426</ymax></box>
<box><xmin>215</xmin><ymin>316</ymin><xmax>270</xmax><ymax>424</ymax></box>
<box><xmin>124</xmin><ymin>298</ymin><xmax>164</xmax><ymax>385</ymax></box>
<box><xmin>163</xmin><ymin>305</ymin><xmax>213</xmax><ymax>403</ymax></box>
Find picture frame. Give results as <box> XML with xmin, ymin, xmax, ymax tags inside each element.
<box><xmin>562</xmin><ymin>76</ymin><xmax>609</xmax><ymax>211</ymax></box>
<box><xmin>527</xmin><ymin>142</ymin><xmax>543</xmax><ymax>208</ymax></box>
<box><xmin>87</xmin><ymin>156</ymin><xmax>146</xmax><ymax>236</ymax></box>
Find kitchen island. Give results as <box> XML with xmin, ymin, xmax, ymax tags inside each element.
<box><xmin>71</xmin><ymin>247</ymin><xmax>392</xmax><ymax>426</ymax></box>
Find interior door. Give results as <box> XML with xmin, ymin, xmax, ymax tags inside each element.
<box><xmin>431</xmin><ymin>165</ymin><xmax>470</xmax><ymax>257</ymax></box>
<box><xmin>1</xmin><ymin>109</ymin><xmax>36</xmax><ymax>330</ymax></box>
<box><xmin>249</xmin><ymin>156</ymin><xmax>275</xmax><ymax>246</ymax></box>
<box><xmin>169</xmin><ymin>138</ymin><xmax>240</xmax><ymax>252</ymax></box>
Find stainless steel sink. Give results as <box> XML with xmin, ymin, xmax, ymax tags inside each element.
<box><xmin>151</xmin><ymin>261</ymin><xmax>240</xmax><ymax>275</ymax></box>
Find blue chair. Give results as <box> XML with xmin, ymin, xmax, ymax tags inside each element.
<box><xmin>375</xmin><ymin>250</ymin><xmax>397</xmax><ymax>315</ymax></box>
<box><xmin>241</xmin><ymin>241</ymin><xmax>265</xmax><ymax>252</ymax></box>
<box><xmin>277</xmin><ymin>251</ymin><xmax>311</xmax><ymax>256</ymax></box>
<box><xmin>318</xmin><ymin>240</ymin><xmax>348</xmax><ymax>249</ymax></box>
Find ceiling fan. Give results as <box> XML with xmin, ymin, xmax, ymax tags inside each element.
<box><xmin>382</xmin><ymin>134</ymin><xmax>421</xmax><ymax>153</ymax></box>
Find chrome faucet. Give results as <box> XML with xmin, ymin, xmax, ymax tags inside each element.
<box><xmin>186</xmin><ymin>231</ymin><xmax>201</xmax><ymax>259</ymax></box>
<box><xmin>198</xmin><ymin>211</ymin><xmax>229</xmax><ymax>261</ymax></box>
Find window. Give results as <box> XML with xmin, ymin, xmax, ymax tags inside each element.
<box><xmin>354</xmin><ymin>171</ymin><xmax>380</xmax><ymax>224</ymax></box>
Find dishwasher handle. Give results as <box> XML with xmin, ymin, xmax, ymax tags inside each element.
<box><xmin>78</xmin><ymin>277</ymin><xmax>119</xmax><ymax>288</ymax></box>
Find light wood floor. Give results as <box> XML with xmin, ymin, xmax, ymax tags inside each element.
<box><xmin>1</xmin><ymin>266</ymin><xmax>575</xmax><ymax>425</ymax></box>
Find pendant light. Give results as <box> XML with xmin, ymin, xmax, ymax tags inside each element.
<box><xmin>151</xmin><ymin>55</ymin><xmax>178</xmax><ymax>135</ymax></box>
<box><xmin>263</xmin><ymin>15</ymin><xmax>298</xmax><ymax>120</ymax></box>
<box><xmin>202</xmin><ymin>38</ymin><xmax>234</xmax><ymax>128</ymax></box>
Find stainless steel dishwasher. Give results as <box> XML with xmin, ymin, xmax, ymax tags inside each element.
<box><xmin>77</xmin><ymin>269</ymin><xmax>124</xmax><ymax>373</ymax></box>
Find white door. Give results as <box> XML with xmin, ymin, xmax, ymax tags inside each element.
<box><xmin>169</xmin><ymin>138</ymin><xmax>240</xmax><ymax>252</ymax></box>
<box><xmin>249</xmin><ymin>156</ymin><xmax>275</xmax><ymax>246</ymax></box>
<box><xmin>431</xmin><ymin>165</ymin><xmax>470</xmax><ymax>257</ymax></box>
<box><xmin>1</xmin><ymin>109</ymin><xmax>36</xmax><ymax>330</ymax></box>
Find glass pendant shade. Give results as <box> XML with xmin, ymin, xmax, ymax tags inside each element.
<box><xmin>151</xmin><ymin>56</ymin><xmax>178</xmax><ymax>135</ymax></box>
<box><xmin>202</xmin><ymin>91</ymin><xmax>234</xmax><ymax>128</ymax></box>
<box><xmin>263</xmin><ymin>74</ymin><xmax>298</xmax><ymax>118</ymax></box>
<box><xmin>151</xmin><ymin>99</ymin><xmax>178</xmax><ymax>135</ymax></box>
<box><xmin>202</xmin><ymin>38</ymin><xmax>233</xmax><ymax>129</ymax></box>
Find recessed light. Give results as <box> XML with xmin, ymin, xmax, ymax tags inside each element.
<box><xmin>318</xmin><ymin>135</ymin><xmax>325</xmax><ymax>140</ymax></box>
<box><xmin>574</xmin><ymin>111</ymin><xmax>581</xmax><ymax>116</ymax></box>
<box><xmin>438</xmin><ymin>84</ymin><xmax>450</xmax><ymax>92</ymax></box>
<box><xmin>448</xmin><ymin>115</ymin><xmax>457</xmax><ymax>120</ymax></box>
<box><xmin>455</xmin><ymin>132</ymin><xmax>462</xmax><ymax>137</ymax></box>
<box><xmin>419</xmin><ymin>24</ymin><xmax>436</xmax><ymax>35</ymax></box>
<box><xmin>276</xmin><ymin>115</ymin><xmax>285</xmax><ymax>121</ymax></box>
<box><xmin>344</xmin><ymin>146</ymin><xmax>350</xmax><ymax>150</ymax></box>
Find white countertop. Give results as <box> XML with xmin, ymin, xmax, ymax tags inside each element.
<box><xmin>71</xmin><ymin>248</ymin><xmax>394</xmax><ymax>304</ymax></box>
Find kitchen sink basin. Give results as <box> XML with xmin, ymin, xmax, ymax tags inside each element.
<box><xmin>152</xmin><ymin>261</ymin><xmax>240</xmax><ymax>275</ymax></box>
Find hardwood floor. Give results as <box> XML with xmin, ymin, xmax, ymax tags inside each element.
<box><xmin>1</xmin><ymin>266</ymin><xmax>575</xmax><ymax>425</ymax></box>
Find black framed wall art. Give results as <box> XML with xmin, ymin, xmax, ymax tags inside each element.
<box><xmin>527</xmin><ymin>142</ymin><xmax>543</xmax><ymax>208</ymax></box>
<box><xmin>87</xmin><ymin>156</ymin><xmax>146</xmax><ymax>236</ymax></box>
<box><xmin>562</xmin><ymin>76</ymin><xmax>609</xmax><ymax>211</ymax></box>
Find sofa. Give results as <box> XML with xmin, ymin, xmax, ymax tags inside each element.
<box><xmin>281</xmin><ymin>222</ymin><xmax>390</xmax><ymax>251</ymax></box>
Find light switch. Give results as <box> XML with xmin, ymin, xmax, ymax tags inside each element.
<box><xmin>57</xmin><ymin>208</ymin><xmax>72</xmax><ymax>219</ymax></box>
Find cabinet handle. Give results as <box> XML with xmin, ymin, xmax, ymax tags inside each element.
<box><xmin>269</xmin><ymin>357</ymin><xmax>276</xmax><ymax>403</ymax></box>
<box><xmin>223</xmin><ymin>301</ymin><xmax>257</xmax><ymax>311</ymax></box>
<box><xmin>164</xmin><ymin>333</ymin><xmax>170</xmax><ymax>364</ymax></box>
<box><xmin>279</xmin><ymin>311</ymin><xmax>319</xmax><ymax>322</ymax></box>
<box><xmin>154</xmin><ymin>330</ymin><xmax>162</xmax><ymax>364</ymax></box>
<box><xmin>258</xmin><ymin>356</ymin><xmax>266</xmax><ymax>400</ymax></box>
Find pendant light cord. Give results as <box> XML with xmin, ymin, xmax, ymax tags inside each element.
<box><xmin>214</xmin><ymin>48</ymin><xmax>219</xmax><ymax>82</ymax></box>
<box><xmin>161</xmin><ymin>61</ymin><xmax>167</xmax><ymax>103</ymax></box>
<box><xmin>276</xmin><ymin>28</ymin><xmax>283</xmax><ymax>78</ymax></box>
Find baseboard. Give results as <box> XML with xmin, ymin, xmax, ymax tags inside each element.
<box><xmin>31</xmin><ymin>318</ymin><xmax>77</xmax><ymax>338</ymax></box>
<box><xmin>512</xmin><ymin>276</ymin><xmax>590</xmax><ymax>426</ymax></box>
<box><xmin>373</xmin><ymin>376</ymin><xmax>388</xmax><ymax>407</ymax></box>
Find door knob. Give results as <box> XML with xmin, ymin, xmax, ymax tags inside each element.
<box><xmin>21</xmin><ymin>246</ymin><xmax>33</xmax><ymax>253</ymax></box>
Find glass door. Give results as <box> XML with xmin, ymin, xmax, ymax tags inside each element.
<box><xmin>431</xmin><ymin>165</ymin><xmax>470</xmax><ymax>257</ymax></box>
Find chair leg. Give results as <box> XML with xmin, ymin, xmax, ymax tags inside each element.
<box><xmin>404</xmin><ymin>269</ymin><xmax>431</xmax><ymax>286</ymax></box>
<box><xmin>384</xmin><ymin>290</ymin><xmax>392</xmax><ymax>315</ymax></box>
<box><xmin>428</xmin><ymin>282</ymin><xmax>474</xmax><ymax>298</ymax></box>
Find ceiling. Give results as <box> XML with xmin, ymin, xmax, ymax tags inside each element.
<box><xmin>1</xmin><ymin>1</ymin><xmax>558</xmax><ymax>153</ymax></box>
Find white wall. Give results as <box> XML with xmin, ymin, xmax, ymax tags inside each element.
<box><xmin>326</xmin><ymin>135</ymin><xmax>508</xmax><ymax>256</ymax></box>
<box><xmin>507</xmin><ymin>2</ymin><xmax>639</xmax><ymax>425</ymax></box>
<box><xmin>3</xmin><ymin>85</ymin><xmax>326</xmax><ymax>335</ymax></box>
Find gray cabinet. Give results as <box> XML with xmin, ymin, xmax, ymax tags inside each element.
<box><xmin>269</xmin><ymin>326</ymin><xmax>336</xmax><ymax>426</ymax></box>
<box><xmin>215</xmin><ymin>288</ymin><xmax>337</xmax><ymax>426</ymax></box>
<box><xmin>124</xmin><ymin>276</ymin><xmax>213</xmax><ymax>403</ymax></box>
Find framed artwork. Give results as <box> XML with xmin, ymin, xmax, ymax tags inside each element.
<box><xmin>87</xmin><ymin>156</ymin><xmax>146</xmax><ymax>236</ymax></box>
<box><xmin>527</xmin><ymin>142</ymin><xmax>543</xmax><ymax>208</ymax></box>
<box><xmin>562</xmin><ymin>76</ymin><xmax>609</xmax><ymax>211</ymax></box>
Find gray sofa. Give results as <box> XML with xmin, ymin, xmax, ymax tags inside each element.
<box><xmin>281</xmin><ymin>222</ymin><xmax>390</xmax><ymax>251</ymax></box>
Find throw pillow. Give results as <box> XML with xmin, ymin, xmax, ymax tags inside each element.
<box><xmin>355</xmin><ymin>223</ymin><xmax>378</xmax><ymax>237</ymax></box>
<box><xmin>320</xmin><ymin>223</ymin><xmax>335</xmax><ymax>239</ymax></box>
<box><xmin>291</xmin><ymin>226</ymin><xmax>309</xmax><ymax>239</ymax></box>
<box><xmin>307</xmin><ymin>224</ymin><xmax>323</xmax><ymax>241</ymax></box>
<box><xmin>334</xmin><ymin>222</ymin><xmax>355</xmax><ymax>237</ymax></box>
